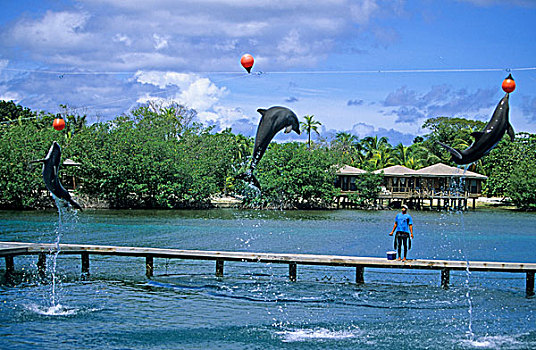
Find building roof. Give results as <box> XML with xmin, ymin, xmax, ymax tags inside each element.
<box><xmin>415</xmin><ymin>163</ymin><xmax>487</xmax><ymax>179</ymax></box>
<box><xmin>337</xmin><ymin>165</ymin><xmax>367</xmax><ymax>175</ymax></box>
<box><xmin>63</xmin><ymin>158</ymin><xmax>81</xmax><ymax>166</ymax></box>
<box><xmin>373</xmin><ymin>165</ymin><xmax>419</xmax><ymax>176</ymax></box>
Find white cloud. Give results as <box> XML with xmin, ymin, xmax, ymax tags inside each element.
<box><xmin>351</xmin><ymin>122</ymin><xmax>376</xmax><ymax>138</ymax></box>
<box><xmin>10</xmin><ymin>11</ymin><xmax>91</xmax><ymax>49</ymax></box>
<box><xmin>153</xmin><ymin>34</ymin><xmax>169</xmax><ymax>50</ymax></box>
<box><xmin>135</xmin><ymin>71</ymin><xmax>197</xmax><ymax>89</ymax></box>
<box><xmin>0</xmin><ymin>91</ymin><xmax>21</xmax><ymax>102</ymax></box>
<box><xmin>113</xmin><ymin>34</ymin><xmax>132</xmax><ymax>46</ymax></box>
<box><xmin>2</xmin><ymin>0</ymin><xmax>406</xmax><ymax>73</ymax></box>
<box><xmin>350</xmin><ymin>0</ymin><xmax>380</xmax><ymax>25</ymax></box>
<box><xmin>0</xmin><ymin>0</ymin><xmax>429</xmax><ymax>131</ymax></box>
<box><xmin>135</xmin><ymin>70</ymin><xmax>232</xmax><ymax>125</ymax></box>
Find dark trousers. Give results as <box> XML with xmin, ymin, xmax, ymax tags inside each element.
<box><xmin>394</xmin><ymin>231</ymin><xmax>410</xmax><ymax>259</ymax></box>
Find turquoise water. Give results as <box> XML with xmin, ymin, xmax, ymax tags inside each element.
<box><xmin>0</xmin><ymin>209</ymin><xmax>535</xmax><ymax>349</ymax></box>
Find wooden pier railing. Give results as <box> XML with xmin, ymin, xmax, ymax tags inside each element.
<box><xmin>1</xmin><ymin>241</ymin><xmax>534</xmax><ymax>297</ymax></box>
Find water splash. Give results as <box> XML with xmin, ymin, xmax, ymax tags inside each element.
<box><xmin>44</xmin><ymin>194</ymin><xmax>79</xmax><ymax>313</ymax></box>
<box><xmin>452</xmin><ymin>165</ymin><xmax>475</xmax><ymax>342</ymax></box>
<box><xmin>26</xmin><ymin>302</ymin><xmax>79</xmax><ymax>316</ymax></box>
<box><xmin>275</xmin><ymin>326</ymin><xmax>362</xmax><ymax>342</ymax></box>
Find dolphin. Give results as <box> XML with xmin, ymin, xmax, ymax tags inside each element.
<box><xmin>31</xmin><ymin>141</ymin><xmax>82</xmax><ymax>210</ymax></box>
<box><xmin>238</xmin><ymin>106</ymin><xmax>301</xmax><ymax>189</ymax></box>
<box><xmin>436</xmin><ymin>93</ymin><xmax>515</xmax><ymax>165</ymax></box>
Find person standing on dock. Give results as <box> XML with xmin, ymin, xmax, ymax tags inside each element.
<box><xmin>389</xmin><ymin>205</ymin><xmax>414</xmax><ymax>261</ymax></box>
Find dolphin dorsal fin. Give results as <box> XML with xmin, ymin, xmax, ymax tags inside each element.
<box><xmin>507</xmin><ymin>123</ymin><xmax>515</xmax><ymax>141</ymax></box>
<box><xmin>470</xmin><ymin>131</ymin><xmax>484</xmax><ymax>140</ymax></box>
<box><xmin>257</xmin><ymin>108</ymin><xmax>267</xmax><ymax>116</ymax></box>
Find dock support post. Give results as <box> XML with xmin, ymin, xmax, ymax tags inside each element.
<box><xmin>146</xmin><ymin>256</ymin><xmax>154</xmax><ymax>278</ymax></box>
<box><xmin>81</xmin><ymin>252</ymin><xmax>90</xmax><ymax>276</ymax></box>
<box><xmin>527</xmin><ymin>272</ymin><xmax>535</xmax><ymax>297</ymax></box>
<box><xmin>215</xmin><ymin>259</ymin><xmax>224</xmax><ymax>277</ymax></box>
<box><xmin>289</xmin><ymin>262</ymin><xmax>297</xmax><ymax>282</ymax></box>
<box><xmin>441</xmin><ymin>268</ymin><xmax>450</xmax><ymax>290</ymax></box>
<box><xmin>37</xmin><ymin>253</ymin><xmax>46</xmax><ymax>278</ymax></box>
<box><xmin>5</xmin><ymin>256</ymin><xmax>14</xmax><ymax>276</ymax></box>
<box><xmin>356</xmin><ymin>266</ymin><xmax>364</xmax><ymax>284</ymax></box>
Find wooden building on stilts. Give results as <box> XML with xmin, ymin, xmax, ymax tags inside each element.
<box><xmin>335</xmin><ymin>163</ymin><xmax>487</xmax><ymax>211</ymax></box>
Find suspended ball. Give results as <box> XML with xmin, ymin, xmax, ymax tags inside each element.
<box><xmin>240</xmin><ymin>54</ymin><xmax>254</xmax><ymax>73</ymax></box>
<box><xmin>53</xmin><ymin>118</ymin><xmax>66</xmax><ymax>131</ymax></box>
<box><xmin>502</xmin><ymin>74</ymin><xmax>516</xmax><ymax>93</ymax></box>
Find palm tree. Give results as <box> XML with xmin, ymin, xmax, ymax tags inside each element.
<box><xmin>332</xmin><ymin>132</ymin><xmax>358</xmax><ymax>153</ymax></box>
<box><xmin>368</xmin><ymin>147</ymin><xmax>394</xmax><ymax>170</ymax></box>
<box><xmin>300</xmin><ymin>115</ymin><xmax>321</xmax><ymax>149</ymax></box>
<box><xmin>392</xmin><ymin>143</ymin><xmax>426</xmax><ymax>169</ymax></box>
<box><xmin>360</xmin><ymin>135</ymin><xmax>392</xmax><ymax>161</ymax></box>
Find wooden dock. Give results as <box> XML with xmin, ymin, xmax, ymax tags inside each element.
<box><xmin>1</xmin><ymin>241</ymin><xmax>535</xmax><ymax>297</ymax></box>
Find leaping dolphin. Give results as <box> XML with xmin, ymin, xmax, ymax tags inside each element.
<box><xmin>32</xmin><ymin>141</ymin><xmax>82</xmax><ymax>210</ymax></box>
<box><xmin>436</xmin><ymin>93</ymin><xmax>515</xmax><ymax>165</ymax></box>
<box><xmin>238</xmin><ymin>106</ymin><xmax>301</xmax><ymax>189</ymax></box>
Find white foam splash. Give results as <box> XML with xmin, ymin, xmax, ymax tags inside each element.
<box><xmin>276</xmin><ymin>327</ymin><xmax>361</xmax><ymax>342</ymax></box>
<box><xmin>459</xmin><ymin>335</ymin><xmax>523</xmax><ymax>349</ymax></box>
<box><xmin>26</xmin><ymin>303</ymin><xmax>79</xmax><ymax>316</ymax></box>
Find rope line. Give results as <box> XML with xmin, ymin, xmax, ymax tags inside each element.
<box><xmin>2</xmin><ymin>66</ymin><xmax>535</xmax><ymax>76</ymax></box>
<box><xmin>1</xmin><ymin>65</ymin><xmax>534</xmax><ymax>122</ymax></box>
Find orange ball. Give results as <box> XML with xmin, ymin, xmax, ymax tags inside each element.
<box><xmin>240</xmin><ymin>54</ymin><xmax>254</xmax><ymax>73</ymax></box>
<box><xmin>502</xmin><ymin>74</ymin><xmax>516</xmax><ymax>93</ymax></box>
<box><xmin>53</xmin><ymin>118</ymin><xmax>66</xmax><ymax>131</ymax></box>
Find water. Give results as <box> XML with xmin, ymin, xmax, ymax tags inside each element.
<box><xmin>0</xmin><ymin>209</ymin><xmax>535</xmax><ymax>349</ymax></box>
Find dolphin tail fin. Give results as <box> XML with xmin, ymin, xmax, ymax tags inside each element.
<box><xmin>236</xmin><ymin>171</ymin><xmax>262</xmax><ymax>191</ymax></box>
<box><xmin>436</xmin><ymin>141</ymin><xmax>463</xmax><ymax>160</ymax></box>
<box><xmin>507</xmin><ymin>123</ymin><xmax>515</xmax><ymax>141</ymax></box>
<box><xmin>68</xmin><ymin>198</ymin><xmax>83</xmax><ymax>211</ymax></box>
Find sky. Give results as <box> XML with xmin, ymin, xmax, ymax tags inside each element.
<box><xmin>1</xmin><ymin>0</ymin><xmax>535</xmax><ymax>145</ymax></box>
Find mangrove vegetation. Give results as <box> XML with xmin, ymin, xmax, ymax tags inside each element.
<box><xmin>1</xmin><ymin>100</ymin><xmax>535</xmax><ymax>210</ymax></box>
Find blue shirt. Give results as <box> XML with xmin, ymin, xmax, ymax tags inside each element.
<box><xmin>395</xmin><ymin>213</ymin><xmax>413</xmax><ymax>233</ymax></box>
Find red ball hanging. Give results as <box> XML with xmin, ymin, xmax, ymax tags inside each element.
<box><xmin>240</xmin><ymin>54</ymin><xmax>254</xmax><ymax>73</ymax></box>
<box><xmin>502</xmin><ymin>74</ymin><xmax>516</xmax><ymax>93</ymax></box>
<box><xmin>53</xmin><ymin>118</ymin><xmax>66</xmax><ymax>131</ymax></box>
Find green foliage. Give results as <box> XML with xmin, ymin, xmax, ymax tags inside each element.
<box><xmin>250</xmin><ymin>142</ymin><xmax>339</xmax><ymax>209</ymax></box>
<box><xmin>507</xmin><ymin>159</ymin><xmax>536</xmax><ymax>210</ymax></box>
<box><xmin>2</xmin><ymin>101</ymin><xmax>535</xmax><ymax>210</ymax></box>
<box><xmin>68</xmin><ymin>107</ymin><xmax>246</xmax><ymax>208</ymax></box>
<box><xmin>347</xmin><ymin>172</ymin><xmax>384</xmax><ymax>208</ymax></box>
<box><xmin>483</xmin><ymin>133</ymin><xmax>536</xmax><ymax>198</ymax></box>
<box><xmin>0</xmin><ymin>100</ymin><xmax>35</xmax><ymax>123</ymax></box>
<box><xmin>0</xmin><ymin>123</ymin><xmax>58</xmax><ymax>208</ymax></box>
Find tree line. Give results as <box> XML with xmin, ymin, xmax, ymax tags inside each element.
<box><xmin>1</xmin><ymin>100</ymin><xmax>535</xmax><ymax>210</ymax></box>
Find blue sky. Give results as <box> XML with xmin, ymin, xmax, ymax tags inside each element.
<box><xmin>1</xmin><ymin>0</ymin><xmax>535</xmax><ymax>145</ymax></box>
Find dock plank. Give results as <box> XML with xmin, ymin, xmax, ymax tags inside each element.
<box><xmin>1</xmin><ymin>241</ymin><xmax>535</xmax><ymax>273</ymax></box>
